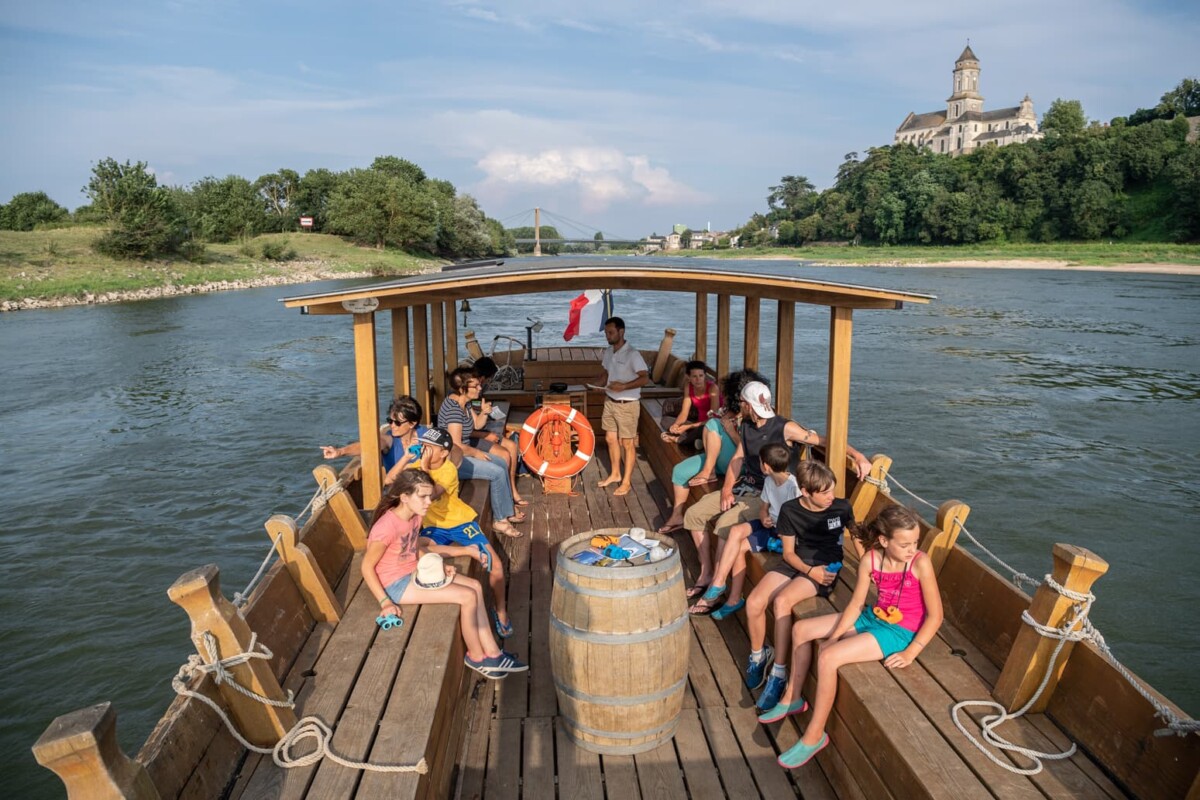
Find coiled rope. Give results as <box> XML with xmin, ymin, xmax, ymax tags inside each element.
<box><xmin>876</xmin><ymin>470</ymin><xmax>1197</xmax><ymax>756</ymax></box>
<box><xmin>172</xmin><ymin>631</ymin><xmax>428</xmax><ymax>774</ymax></box>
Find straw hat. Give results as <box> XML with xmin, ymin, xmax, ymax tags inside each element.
<box><xmin>414</xmin><ymin>552</ymin><xmax>451</xmax><ymax>590</ymax></box>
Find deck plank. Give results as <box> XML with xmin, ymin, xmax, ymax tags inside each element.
<box><xmin>725</xmin><ymin>704</ymin><xmax>801</xmax><ymax>799</ymax></box>
<box><xmin>528</xmin><ymin>511</ymin><xmax>557</xmax><ymax>718</ymax></box>
<box><xmin>304</xmin><ymin>605</ymin><xmax>419</xmax><ymax>799</ymax></box>
<box><xmin>486</xmin><ymin>716</ymin><xmax>522</xmax><ymax>800</ymax></box>
<box><xmin>695</xmin><ymin>707</ymin><xmax>761</xmax><ymax>799</ymax></box>
<box><xmin>672</xmin><ymin>709</ymin><xmax>727</xmax><ymax>800</ymax></box>
<box><xmin>522</xmin><ymin>716</ymin><xmax>556</xmax><ymax>799</ymax></box>
<box><xmin>555</xmin><ymin>718</ymin><xmax>604</xmax><ymax>800</ymax></box>
<box><xmin>633</xmin><ymin>738</ymin><xmax>689</xmax><ymax>798</ymax></box>
<box><xmin>600</xmin><ymin>754</ymin><xmax>642</xmax><ymax>800</ymax></box>
<box><xmin>452</xmin><ymin>676</ymin><xmax>496</xmax><ymax>800</ymax></box>
<box><xmin>496</xmin><ymin>568</ymin><xmax>531</xmax><ymax>720</ymax></box>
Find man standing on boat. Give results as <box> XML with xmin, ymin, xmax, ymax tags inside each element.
<box><xmin>683</xmin><ymin>379</ymin><xmax>873</xmax><ymax>601</ymax></box>
<box><xmin>595</xmin><ymin>317</ymin><xmax>648</xmax><ymax>496</ymax></box>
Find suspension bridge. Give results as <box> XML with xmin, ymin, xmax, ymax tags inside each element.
<box><xmin>498</xmin><ymin>207</ymin><xmax>649</xmax><ymax>253</ymax></box>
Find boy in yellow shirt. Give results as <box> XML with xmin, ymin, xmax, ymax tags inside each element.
<box><xmin>414</xmin><ymin>427</ymin><xmax>513</xmax><ymax>637</ymax></box>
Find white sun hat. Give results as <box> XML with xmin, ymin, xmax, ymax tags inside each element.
<box><xmin>414</xmin><ymin>552</ymin><xmax>451</xmax><ymax>590</ymax></box>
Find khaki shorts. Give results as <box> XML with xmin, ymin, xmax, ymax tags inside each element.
<box><xmin>602</xmin><ymin>399</ymin><xmax>640</xmax><ymax>439</ymax></box>
<box><xmin>682</xmin><ymin>490</ymin><xmax>763</xmax><ymax>539</ymax></box>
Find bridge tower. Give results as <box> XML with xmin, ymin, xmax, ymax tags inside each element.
<box><xmin>534</xmin><ymin>207</ymin><xmax>542</xmax><ymax>257</ymax></box>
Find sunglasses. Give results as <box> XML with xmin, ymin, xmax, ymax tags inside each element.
<box><xmin>388</xmin><ymin>417</ymin><xmax>414</xmax><ymax>426</ymax></box>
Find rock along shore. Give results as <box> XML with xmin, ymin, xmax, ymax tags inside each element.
<box><xmin>0</xmin><ymin>261</ymin><xmax>443</xmax><ymax>313</ymax></box>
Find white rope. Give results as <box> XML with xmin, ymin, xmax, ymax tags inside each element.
<box><xmin>296</xmin><ymin>481</ymin><xmax>337</xmax><ymax>525</ymax></box>
<box><xmin>172</xmin><ymin>631</ymin><xmax>428</xmax><ymax>774</ymax></box>
<box><xmin>882</xmin><ymin>473</ymin><xmax>1040</xmax><ymax>590</ymax></box>
<box><xmin>233</xmin><ymin>533</ymin><xmax>283</xmax><ymax>608</ymax></box>
<box><xmin>879</xmin><ymin>471</ymin><xmax>1198</xmax><ymax>754</ymax></box>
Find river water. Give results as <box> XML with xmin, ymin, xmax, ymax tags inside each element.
<box><xmin>2</xmin><ymin>259</ymin><xmax>1197</xmax><ymax>797</ymax></box>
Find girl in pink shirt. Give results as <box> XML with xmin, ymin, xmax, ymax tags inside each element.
<box><xmin>762</xmin><ymin>505</ymin><xmax>944</xmax><ymax>769</ymax></box>
<box><xmin>362</xmin><ymin>470</ymin><xmax>527</xmax><ymax>679</ymax></box>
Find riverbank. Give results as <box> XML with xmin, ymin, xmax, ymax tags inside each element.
<box><xmin>0</xmin><ymin>228</ymin><xmax>443</xmax><ymax>311</ymax></box>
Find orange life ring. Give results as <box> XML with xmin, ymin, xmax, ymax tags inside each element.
<box><xmin>518</xmin><ymin>404</ymin><xmax>595</xmax><ymax>479</ymax></box>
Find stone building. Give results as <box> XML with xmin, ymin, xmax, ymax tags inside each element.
<box><xmin>895</xmin><ymin>46</ymin><xmax>1041</xmax><ymax>156</ymax></box>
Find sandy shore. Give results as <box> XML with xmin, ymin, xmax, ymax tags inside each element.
<box><xmin>798</xmin><ymin>258</ymin><xmax>1200</xmax><ymax>275</ymax></box>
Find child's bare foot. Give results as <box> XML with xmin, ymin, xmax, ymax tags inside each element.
<box><xmin>597</xmin><ymin>475</ymin><xmax>620</xmax><ymax>488</ymax></box>
<box><xmin>688</xmin><ymin>472</ymin><xmax>717</xmax><ymax>487</ymax></box>
<box><xmin>613</xmin><ymin>483</ymin><xmax>631</xmax><ymax>496</ymax></box>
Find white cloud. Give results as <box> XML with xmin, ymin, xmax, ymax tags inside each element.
<box><xmin>476</xmin><ymin>147</ymin><xmax>710</xmax><ymax>212</ymax></box>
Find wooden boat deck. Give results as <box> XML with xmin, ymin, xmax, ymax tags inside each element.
<box><xmin>224</xmin><ymin>448</ymin><xmax>1128</xmax><ymax>800</ymax></box>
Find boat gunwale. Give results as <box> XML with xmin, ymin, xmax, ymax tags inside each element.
<box><xmin>278</xmin><ymin>259</ymin><xmax>936</xmax><ymax>312</ymax></box>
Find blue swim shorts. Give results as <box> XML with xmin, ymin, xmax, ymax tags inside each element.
<box><xmin>421</xmin><ymin>521</ymin><xmax>488</xmax><ymax>549</ymax></box>
<box><xmin>853</xmin><ymin>608</ymin><xmax>916</xmax><ymax>658</ymax></box>
<box><xmin>743</xmin><ymin>519</ymin><xmax>779</xmax><ymax>553</ymax></box>
<box><xmin>385</xmin><ymin>573</ymin><xmax>414</xmax><ymax>604</ymax></box>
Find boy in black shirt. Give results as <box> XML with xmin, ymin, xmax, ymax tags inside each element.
<box><xmin>744</xmin><ymin>461</ymin><xmax>857</xmax><ymax>712</ymax></box>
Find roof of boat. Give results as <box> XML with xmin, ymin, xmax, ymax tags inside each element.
<box><xmin>279</xmin><ymin>257</ymin><xmax>935</xmax><ymax>314</ymax></box>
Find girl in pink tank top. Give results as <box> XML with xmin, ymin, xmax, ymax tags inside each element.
<box><xmin>762</xmin><ymin>505</ymin><xmax>944</xmax><ymax>770</ymax></box>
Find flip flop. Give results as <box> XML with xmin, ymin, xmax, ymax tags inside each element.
<box><xmin>660</xmin><ymin>431</ymin><xmax>680</xmax><ymax>443</ymax></box>
<box><xmin>685</xmin><ymin>583</ymin><xmax>710</xmax><ymax>601</ymax></box>
<box><xmin>513</xmin><ymin>498</ymin><xmax>530</xmax><ymax>507</ymax></box>
<box><xmin>508</xmin><ymin>510</ymin><xmax>528</xmax><ymax>524</ymax></box>
<box><xmin>687</xmin><ymin>475</ymin><xmax>718</xmax><ymax>487</ymax></box>
<box><xmin>657</xmin><ymin>521</ymin><xmax>683</xmax><ymax>534</ymax></box>
<box><xmin>688</xmin><ymin>596</ymin><xmax>723</xmax><ymax>616</ymax></box>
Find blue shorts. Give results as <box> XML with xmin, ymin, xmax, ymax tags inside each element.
<box><xmin>853</xmin><ymin>608</ymin><xmax>916</xmax><ymax>658</ymax></box>
<box><xmin>385</xmin><ymin>574</ymin><xmax>413</xmax><ymax>604</ymax></box>
<box><xmin>421</xmin><ymin>521</ymin><xmax>488</xmax><ymax>551</ymax></box>
<box><xmin>743</xmin><ymin>519</ymin><xmax>778</xmax><ymax>553</ymax></box>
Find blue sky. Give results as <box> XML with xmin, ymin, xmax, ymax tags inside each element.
<box><xmin>1</xmin><ymin>0</ymin><xmax>1197</xmax><ymax>238</ymax></box>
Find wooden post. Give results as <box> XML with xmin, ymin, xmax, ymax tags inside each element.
<box><xmin>167</xmin><ymin>565</ymin><xmax>297</xmax><ymax>746</ymax></box>
<box><xmin>743</xmin><ymin>297</ymin><xmax>760</xmax><ymax>371</ymax></box>
<box><xmin>353</xmin><ymin>312</ymin><xmax>382</xmax><ymax>510</ymax></box>
<box><xmin>922</xmin><ymin>499</ymin><xmax>971</xmax><ymax>574</ymax></box>
<box><xmin>431</xmin><ymin>301</ymin><xmax>446</xmax><ymax>407</ymax></box>
<box><xmin>391</xmin><ymin>307</ymin><xmax>410</xmax><ymax>397</ymax></box>
<box><xmin>775</xmin><ymin>300</ymin><xmax>796</xmax><ymax>425</ymax></box>
<box><xmin>33</xmin><ymin>702</ymin><xmax>161</xmax><ymax>800</ymax></box>
<box><xmin>825</xmin><ymin>307</ymin><xmax>852</xmax><ymax>498</ymax></box>
<box><xmin>264</xmin><ymin>515</ymin><xmax>342</xmax><ymax>623</ymax></box>
<box><xmin>650</xmin><ymin>328</ymin><xmax>677</xmax><ymax>384</ymax></box>
<box><xmin>411</xmin><ymin>305</ymin><xmax>430</xmax><ymax>424</ymax></box>
<box><xmin>849</xmin><ymin>454</ymin><xmax>892</xmax><ymax>523</ymax></box>
<box><xmin>445</xmin><ymin>299</ymin><xmax>458</xmax><ymax>372</ymax></box>
<box><xmin>715</xmin><ymin>294</ymin><xmax>731</xmax><ymax>380</ymax></box>
<box><xmin>694</xmin><ymin>293</ymin><xmax>708</xmax><ymax>362</ymax></box>
<box><xmin>312</xmin><ymin>463</ymin><xmax>368</xmax><ymax>550</ymax></box>
<box><xmin>993</xmin><ymin>544</ymin><xmax>1109</xmax><ymax>713</ymax></box>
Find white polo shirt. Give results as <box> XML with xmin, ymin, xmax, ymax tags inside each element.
<box><xmin>601</xmin><ymin>341</ymin><xmax>648</xmax><ymax>402</ymax></box>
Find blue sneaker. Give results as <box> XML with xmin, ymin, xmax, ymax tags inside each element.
<box><xmin>757</xmin><ymin>671</ymin><xmax>788</xmax><ymax>711</ymax></box>
<box><xmin>744</xmin><ymin>645</ymin><xmax>774</xmax><ymax>690</ymax></box>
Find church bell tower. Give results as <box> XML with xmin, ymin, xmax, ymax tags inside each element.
<box><xmin>947</xmin><ymin>44</ymin><xmax>984</xmax><ymax>120</ymax></box>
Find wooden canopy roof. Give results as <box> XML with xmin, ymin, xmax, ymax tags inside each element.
<box><xmin>279</xmin><ymin>258</ymin><xmax>933</xmax><ymax>313</ymax></box>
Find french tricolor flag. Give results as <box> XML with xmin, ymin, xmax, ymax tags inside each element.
<box><xmin>562</xmin><ymin>289</ymin><xmax>613</xmax><ymax>341</ymax></box>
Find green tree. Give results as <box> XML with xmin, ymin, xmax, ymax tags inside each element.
<box><xmin>680</xmin><ymin>228</ymin><xmax>693</xmax><ymax>249</ymax></box>
<box><xmin>293</xmin><ymin>168</ymin><xmax>340</xmax><ymax>231</ymax></box>
<box><xmin>1042</xmin><ymin>99</ymin><xmax>1087</xmax><ymax>137</ymax></box>
<box><xmin>1160</xmin><ymin>77</ymin><xmax>1200</xmax><ymax>117</ymax></box>
<box><xmin>370</xmin><ymin>156</ymin><xmax>427</xmax><ymax>185</ymax></box>
<box><xmin>326</xmin><ymin>169</ymin><xmax>438</xmax><ymax>251</ymax></box>
<box><xmin>767</xmin><ymin>175</ymin><xmax>817</xmax><ymax>220</ymax></box>
<box><xmin>187</xmin><ymin>175</ymin><xmax>266</xmax><ymax>242</ymax></box>
<box><xmin>85</xmin><ymin>158</ymin><xmax>186</xmax><ymax>259</ymax></box>
<box><xmin>443</xmin><ymin>194</ymin><xmax>492</xmax><ymax>258</ymax></box>
<box><xmin>0</xmin><ymin>191</ymin><xmax>70</xmax><ymax>230</ymax></box>
<box><xmin>255</xmin><ymin>168</ymin><xmax>300</xmax><ymax>232</ymax></box>
<box><xmin>594</xmin><ymin>230</ymin><xmax>604</xmax><ymax>251</ymax></box>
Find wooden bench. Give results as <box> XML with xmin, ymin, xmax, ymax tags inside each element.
<box><xmin>216</xmin><ymin>466</ymin><xmax>501</xmax><ymax>800</ymax></box>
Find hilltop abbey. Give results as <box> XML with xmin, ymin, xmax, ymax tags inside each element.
<box><xmin>895</xmin><ymin>45</ymin><xmax>1041</xmax><ymax>155</ymax></box>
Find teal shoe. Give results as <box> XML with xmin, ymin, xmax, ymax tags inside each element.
<box><xmin>710</xmin><ymin>598</ymin><xmax>745</xmax><ymax>620</ymax></box>
<box><xmin>757</xmin><ymin>697</ymin><xmax>808</xmax><ymax>724</ymax></box>
<box><xmin>777</xmin><ymin>732</ymin><xmax>829</xmax><ymax>769</ymax></box>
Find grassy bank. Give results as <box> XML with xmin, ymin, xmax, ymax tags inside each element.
<box><xmin>0</xmin><ymin>228</ymin><xmax>441</xmax><ymax>302</ymax></box>
<box><xmin>692</xmin><ymin>241</ymin><xmax>1200</xmax><ymax>266</ymax></box>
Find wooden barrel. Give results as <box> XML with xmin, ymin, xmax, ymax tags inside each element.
<box><xmin>550</xmin><ymin>528</ymin><xmax>689</xmax><ymax>754</ymax></box>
